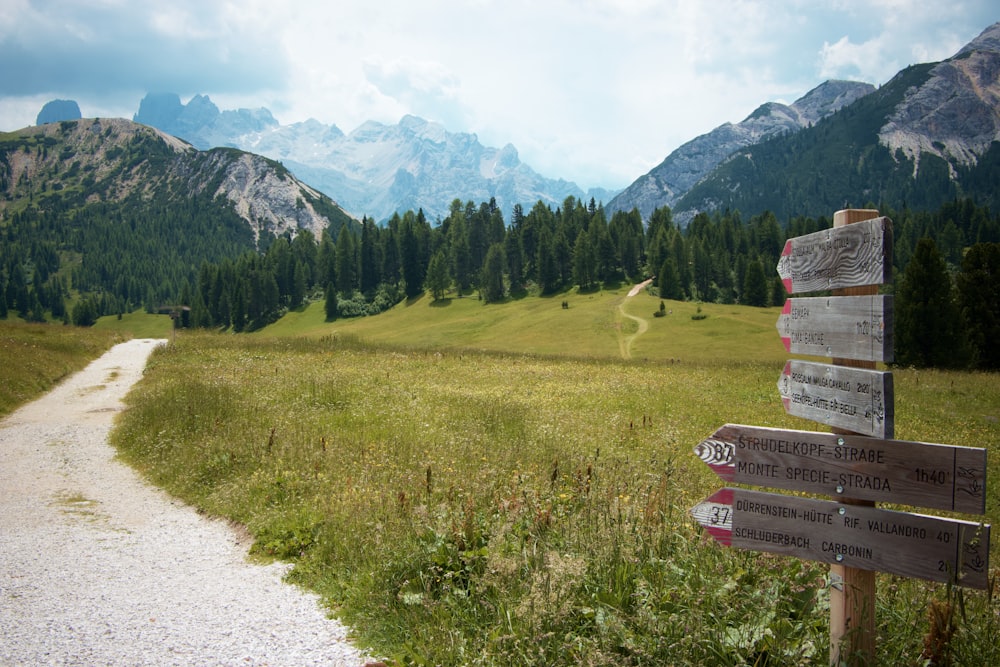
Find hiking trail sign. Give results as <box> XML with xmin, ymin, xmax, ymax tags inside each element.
<box><xmin>689</xmin><ymin>209</ymin><xmax>990</xmax><ymax>665</ymax></box>
<box><xmin>694</xmin><ymin>423</ymin><xmax>986</xmax><ymax>514</ymax></box>
<box><xmin>776</xmin><ymin>295</ymin><xmax>893</xmax><ymax>362</ymax></box>
<box><xmin>777</xmin><ymin>360</ymin><xmax>893</xmax><ymax>438</ymax></box>
<box><xmin>776</xmin><ymin>216</ymin><xmax>892</xmax><ymax>294</ymax></box>
<box><xmin>691</xmin><ymin>487</ymin><xmax>990</xmax><ymax>590</ymax></box>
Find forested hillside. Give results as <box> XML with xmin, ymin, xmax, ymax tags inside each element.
<box><xmin>174</xmin><ymin>193</ymin><xmax>999</xmax><ymax>369</ymax></box>
<box><xmin>0</xmin><ymin>119</ymin><xmax>357</xmax><ymax>325</ymax></box>
<box><xmin>674</xmin><ymin>63</ymin><xmax>1000</xmax><ymax>220</ymax></box>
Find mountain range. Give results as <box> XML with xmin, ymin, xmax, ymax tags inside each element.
<box><xmin>19</xmin><ymin>21</ymin><xmax>1000</xmax><ymax>232</ymax></box>
<box><xmin>660</xmin><ymin>22</ymin><xmax>1000</xmax><ymax>223</ymax></box>
<box><xmin>604</xmin><ymin>79</ymin><xmax>876</xmax><ymax>220</ymax></box>
<box><xmin>130</xmin><ymin>95</ymin><xmax>616</xmax><ymax>223</ymax></box>
<box><xmin>1</xmin><ymin>117</ymin><xmax>356</xmax><ymax>243</ymax></box>
<box><xmin>124</xmin><ymin>22</ymin><xmax>1000</xmax><ymax>226</ymax></box>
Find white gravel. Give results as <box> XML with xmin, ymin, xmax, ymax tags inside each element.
<box><xmin>0</xmin><ymin>339</ymin><xmax>375</xmax><ymax>666</ymax></box>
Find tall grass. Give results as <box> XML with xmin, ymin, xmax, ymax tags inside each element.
<box><xmin>0</xmin><ymin>321</ymin><xmax>125</xmax><ymax>417</ymax></box>
<box><xmin>112</xmin><ymin>332</ymin><xmax>999</xmax><ymax>665</ymax></box>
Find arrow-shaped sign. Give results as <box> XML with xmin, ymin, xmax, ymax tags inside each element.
<box><xmin>777</xmin><ymin>295</ymin><xmax>893</xmax><ymax>363</ymax></box>
<box><xmin>778</xmin><ymin>360</ymin><xmax>893</xmax><ymax>438</ymax></box>
<box><xmin>691</xmin><ymin>488</ymin><xmax>990</xmax><ymax>589</ymax></box>
<box><xmin>777</xmin><ymin>217</ymin><xmax>892</xmax><ymax>294</ymax></box>
<box><xmin>694</xmin><ymin>424</ymin><xmax>986</xmax><ymax>513</ymax></box>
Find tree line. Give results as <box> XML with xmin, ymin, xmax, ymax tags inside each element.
<box><xmin>2</xmin><ymin>194</ymin><xmax>999</xmax><ymax>369</ymax></box>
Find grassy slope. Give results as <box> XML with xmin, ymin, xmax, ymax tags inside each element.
<box><xmin>263</xmin><ymin>286</ymin><xmax>790</xmax><ymax>366</ymax></box>
<box><xmin>0</xmin><ymin>321</ymin><xmax>125</xmax><ymax>417</ymax></box>
<box><xmin>92</xmin><ymin>310</ymin><xmax>175</xmax><ymax>339</ymax></box>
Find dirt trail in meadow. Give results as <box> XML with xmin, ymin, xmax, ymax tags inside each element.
<box><xmin>0</xmin><ymin>338</ymin><xmax>372</xmax><ymax>666</ymax></box>
<box><xmin>617</xmin><ymin>279</ymin><xmax>654</xmax><ymax>359</ymax></box>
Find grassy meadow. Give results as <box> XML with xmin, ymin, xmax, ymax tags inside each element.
<box><xmin>102</xmin><ymin>288</ymin><xmax>999</xmax><ymax>666</ymax></box>
<box><xmin>266</xmin><ymin>285</ymin><xmax>791</xmax><ymax>366</ymax></box>
<box><xmin>92</xmin><ymin>309</ymin><xmax>175</xmax><ymax>339</ymax></box>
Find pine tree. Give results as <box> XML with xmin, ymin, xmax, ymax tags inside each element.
<box><xmin>742</xmin><ymin>258</ymin><xmax>768</xmax><ymax>307</ymax></box>
<box><xmin>896</xmin><ymin>238</ymin><xmax>971</xmax><ymax>368</ymax></box>
<box><xmin>956</xmin><ymin>242</ymin><xmax>1000</xmax><ymax>369</ymax></box>
<box><xmin>335</xmin><ymin>225</ymin><xmax>357</xmax><ymax>296</ymax></box>
<box><xmin>324</xmin><ymin>282</ymin><xmax>338</xmax><ymax>321</ymax></box>
<box><xmin>504</xmin><ymin>230</ymin><xmax>524</xmax><ymax>293</ymax></box>
<box><xmin>400</xmin><ymin>217</ymin><xmax>425</xmax><ymax>299</ymax></box>
<box><xmin>449</xmin><ymin>213</ymin><xmax>472</xmax><ymax>295</ymax></box>
<box><xmin>536</xmin><ymin>227</ymin><xmax>560</xmax><ymax>294</ymax></box>
<box><xmin>425</xmin><ymin>250</ymin><xmax>451</xmax><ymax>301</ymax></box>
<box><xmin>658</xmin><ymin>257</ymin><xmax>683</xmax><ymax>300</ymax></box>
<box><xmin>480</xmin><ymin>243</ymin><xmax>506</xmax><ymax>303</ymax></box>
<box><xmin>572</xmin><ymin>232</ymin><xmax>596</xmax><ymax>290</ymax></box>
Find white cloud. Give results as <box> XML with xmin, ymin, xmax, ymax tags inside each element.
<box><xmin>0</xmin><ymin>0</ymin><xmax>996</xmax><ymax>189</ymax></box>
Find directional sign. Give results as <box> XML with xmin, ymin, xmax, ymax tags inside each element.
<box><xmin>777</xmin><ymin>217</ymin><xmax>892</xmax><ymax>294</ymax></box>
<box><xmin>694</xmin><ymin>424</ymin><xmax>987</xmax><ymax>513</ymax></box>
<box><xmin>691</xmin><ymin>488</ymin><xmax>990</xmax><ymax>589</ymax></box>
<box><xmin>778</xmin><ymin>360</ymin><xmax>893</xmax><ymax>438</ymax></box>
<box><xmin>777</xmin><ymin>295</ymin><xmax>893</xmax><ymax>363</ymax></box>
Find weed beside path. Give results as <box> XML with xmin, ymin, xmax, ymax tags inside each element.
<box><xmin>1</xmin><ymin>338</ymin><xmax>370</xmax><ymax>666</ymax></box>
<box><xmin>0</xmin><ymin>321</ymin><xmax>124</xmax><ymax>417</ymax></box>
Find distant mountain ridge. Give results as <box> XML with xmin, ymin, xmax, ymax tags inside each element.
<box><xmin>132</xmin><ymin>96</ymin><xmax>615</xmax><ymax>222</ymax></box>
<box><xmin>670</xmin><ymin>21</ymin><xmax>1000</xmax><ymax>222</ymax></box>
<box><xmin>606</xmin><ymin>79</ymin><xmax>876</xmax><ymax>220</ymax></box>
<box><xmin>0</xmin><ymin>117</ymin><xmax>356</xmax><ymax>243</ymax></box>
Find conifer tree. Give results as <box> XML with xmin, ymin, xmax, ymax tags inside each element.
<box><xmin>658</xmin><ymin>257</ymin><xmax>683</xmax><ymax>300</ymax></box>
<box><xmin>335</xmin><ymin>225</ymin><xmax>357</xmax><ymax>296</ymax></box>
<box><xmin>742</xmin><ymin>258</ymin><xmax>768</xmax><ymax>307</ymax></box>
<box><xmin>896</xmin><ymin>238</ymin><xmax>971</xmax><ymax>368</ymax></box>
<box><xmin>425</xmin><ymin>250</ymin><xmax>451</xmax><ymax>301</ymax></box>
<box><xmin>324</xmin><ymin>282</ymin><xmax>338</xmax><ymax>321</ymax></box>
<box><xmin>956</xmin><ymin>242</ymin><xmax>1000</xmax><ymax>369</ymax></box>
<box><xmin>480</xmin><ymin>243</ymin><xmax>506</xmax><ymax>303</ymax></box>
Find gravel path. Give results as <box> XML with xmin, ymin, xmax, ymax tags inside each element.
<box><xmin>0</xmin><ymin>339</ymin><xmax>373</xmax><ymax>666</ymax></box>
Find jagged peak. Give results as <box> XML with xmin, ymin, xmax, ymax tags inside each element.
<box><xmin>955</xmin><ymin>21</ymin><xmax>1000</xmax><ymax>58</ymax></box>
<box><xmin>742</xmin><ymin>101</ymin><xmax>794</xmax><ymax>123</ymax></box>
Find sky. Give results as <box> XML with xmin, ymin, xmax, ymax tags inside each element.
<box><xmin>1</xmin><ymin>1</ymin><xmax>996</xmax><ymax>190</ymax></box>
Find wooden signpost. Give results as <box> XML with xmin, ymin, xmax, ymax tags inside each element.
<box><xmin>776</xmin><ymin>216</ymin><xmax>892</xmax><ymax>294</ymax></box>
<box><xmin>777</xmin><ymin>360</ymin><xmax>893</xmax><ymax>438</ymax></box>
<box><xmin>691</xmin><ymin>488</ymin><xmax>990</xmax><ymax>589</ymax></box>
<box><xmin>689</xmin><ymin>209</ymin><xmax>990</xmax><ymax>666</ymax></box>
<box><xmin>776</xmin><ymin>295</ymin><xmax>893</xmax><ymax>362</ymax></box>
<box><xmin>695</xmin><ymin>424</ymin><xmax>987</xmax><ymax>513</ymax></box>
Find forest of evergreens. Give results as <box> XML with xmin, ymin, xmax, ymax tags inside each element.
<box><xmin>2</xmin><ymin>191</ymin><xmax>999</xmax><ymax>369</ymax></box>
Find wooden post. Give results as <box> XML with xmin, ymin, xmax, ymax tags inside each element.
<box><xmin>829</xmin><ymin>209</ymin><xmax>882</xmax><ymax>667</ymax></box>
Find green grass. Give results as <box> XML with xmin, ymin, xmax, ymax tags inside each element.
<box><xmin>0</xmin><ymin>320</ymin><xmax>125</xmax><ymax>417</ymax></box>
<box><xmin>92</xmin><ymin>310</ymin><xmax>175</xmax><ymax>338</ymax></box>
<box><xmin>263</xmin><ymin>286</ymin><xmax>790</xmax><ymax>366</ymax></box>
<box><xmin>109</xmin><ymin>322</ymin><xmax>1000</xmax><ymax>666</ymax></box>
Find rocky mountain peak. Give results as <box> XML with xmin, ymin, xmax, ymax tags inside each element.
<box><xmin>793</xmin><ymin>79</ymin><xmax>875</xmax><ymax>124</ymax></box>
<box><xmin>606</xmin><ymin>79</ymin><xmax>874</xmax><ymax>220</ymax></box>
<box><xmin>36</xmin><ymin>99</ymin><xmax>82</xmax><ymax>125</ymax></box>
<box><xmin>956</xmin><ymin>21</ymin><xmax>1000</xmax><ymax>57</ymax></box>
<box><xmin>5</xmin><ymin>117</ymin><xmax>353</xmax><ymax>243</ymax></box>
<box><xmin>879</xmin><ymin>21</ymin><xmax>1000</xmax><ymax>173</ymax></box>
<box><xmin>131</xmin><ymin>96</ymin><xmax>612</xmax><ymax>221</ymax></box>
<box><xmin>134</xmin><ymin>93</ymin><xmax>278</xmax><ymax>150</ymax></box>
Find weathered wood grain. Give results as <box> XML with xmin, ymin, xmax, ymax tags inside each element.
<box><xmin>694</xmin><ymin>423</ymin><xmax>987</xmax><ymax>513</ymax></box>
<box><xmin>691</xmin><ymin>488</ymin><xmax>990</xmax><ymax>589</ymax></box>
<box><xmin>776</xmin><ymin>295</ymin><xmax>893</xmax><ymax>362</ymax></box>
